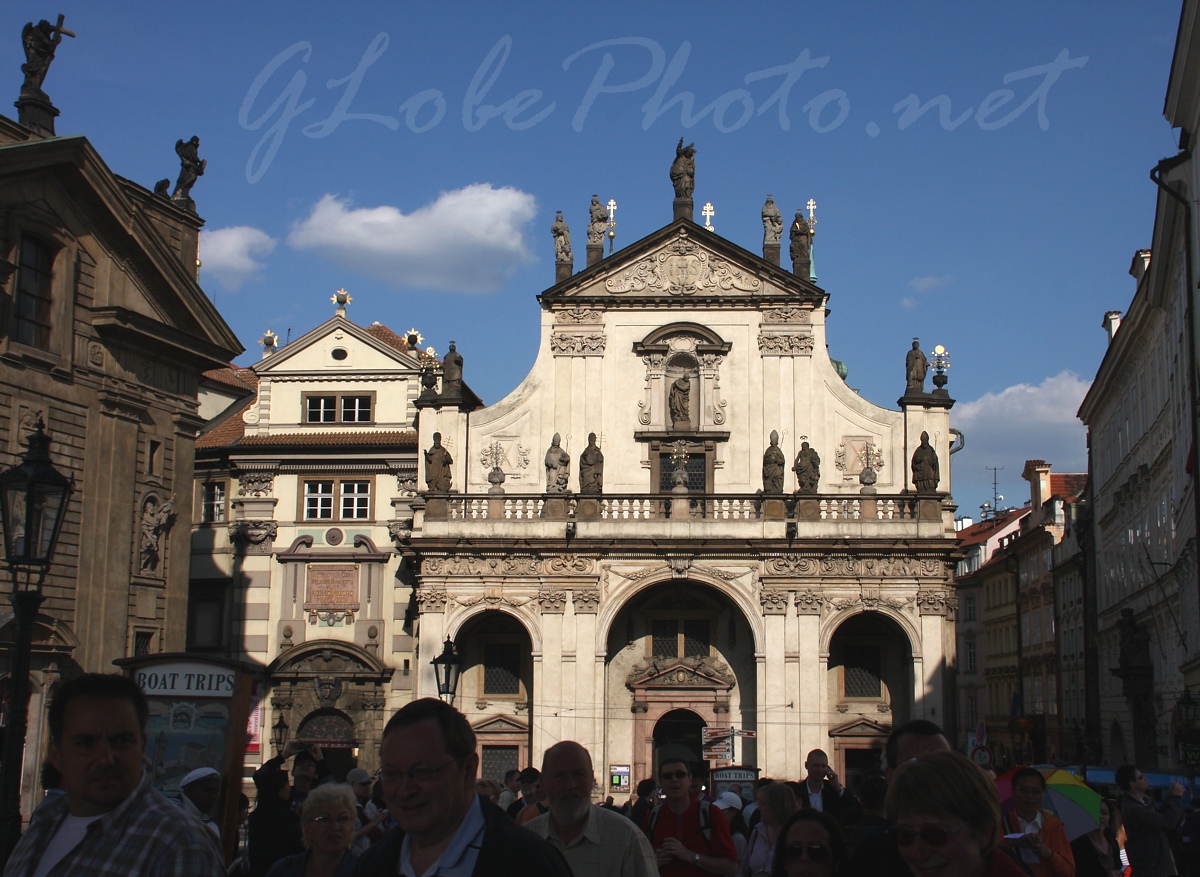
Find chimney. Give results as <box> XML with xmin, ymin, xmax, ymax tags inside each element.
<box><xmin>1102</xmin><ymin>310</ymin><xmax>1122</xmax><ymax>343</ymax></box>
<box><xmin>1128</xmin><ymin>249</ymin><xmax>1151</xmax><ymax>283</ymax></box>
<box><xmin>1022</xmin><ymin>460</ymin><xmax>1051</xmax><ymax>517</ymax></box>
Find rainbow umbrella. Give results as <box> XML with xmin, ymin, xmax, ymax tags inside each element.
<box><xmin>994</xmin><ymin>768</ymin><xmax>1102</xmax><ymax>840</ymax></box>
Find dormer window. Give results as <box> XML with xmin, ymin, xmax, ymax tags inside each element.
<box><xmin>303</xmin><ymin>392</ymin><xmax>374</xmax><ymax>424</ymax></box>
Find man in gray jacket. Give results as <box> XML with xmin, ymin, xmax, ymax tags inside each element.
<box><xmin>1117</xmin><ymin>764</ymin><xmax>1185</xmax><ymax>877</ymax></box>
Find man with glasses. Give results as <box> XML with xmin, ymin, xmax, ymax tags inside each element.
<box><xmin>641</xmin><ymin>759</ymin><xmax>737</xmax><ymax>876</ymax></box>
<box><xmin>1117</xmin><ymin>764</ymin><xmax>1186</xmax><ymax>877</ymax></box>
<box><xmin>355</xmin><ymin>697</ymin><xmax>571</xmax><ymax>877</ymax></box>
<box><xmin>527</xmin><ymin>740</ymin><xmax>658</xmax><ymax>876</ymax></box>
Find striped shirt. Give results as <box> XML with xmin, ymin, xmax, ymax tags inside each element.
<box><xmin>3</xmin><ymin>775</ymin><xmax>225</xmax><ymax>877</ymax></box>
<box><xmin>528</xmin><ymin>804</ymin><xmax>659</xmax><ymax>877</ymax></box>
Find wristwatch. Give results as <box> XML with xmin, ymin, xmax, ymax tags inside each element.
<box><xmin>694</xmin><ymin>853</ymin><xmax>701</xmax><ymax>863</ymax></box>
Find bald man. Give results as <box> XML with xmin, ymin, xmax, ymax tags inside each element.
<box><xmin>527</xmin><ymin>741</ymin><xmax>657</xmax><ymax>877</ymax></box>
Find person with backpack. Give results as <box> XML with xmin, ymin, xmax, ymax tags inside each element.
<box><xmin>642</xmin><ymin>758</ymin><xmax>738</xmax><ymax>875</ymax></box>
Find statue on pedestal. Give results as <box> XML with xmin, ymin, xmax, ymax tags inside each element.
<box><xmin>762</xmin><ymin>430</ymin><xmax>785</xmax><ymax>494</ymax></box>
<box><xmin>545</xmin><ymin>433</ymin><xmax>571</xmax><ymax>493</ymax></box>
<box><xmin>670</xmin><ymin>138</ymin><xmax>696</xmax><ymax>199</ymax></box>
<box><xmin>440</xmin><ymin>342</ymin><xmax>463</xmax><ymax>398</ymax></box>
<box><xmin>906</xmin><ymin>340</ymin><xmax>929</xmax><ymax>393</ymax></box>
<box><xmin>20</xmin><ymin>16</ymin><xmax>72</xmax><ymax>95</ymax></box>
<box><xmin>588</xmin><ymin>195</ymin><xmax>607</xmax><ymax>245</ymax></box>
<box><xmin>551</xmin><ymin>211</ymin><xmax>572</xmax><ymax>262</ymax></box>
<box><xmin>579</xmin><ymin>433</ymin><xmax>604</xmax><ymax>494</ymax></box>
<box><xmin>793</xmin><ymin>442</ymin><xmax>821</xmax><ymax>493</ymax></box>
<box><xmin>911</xmin><ymin>431</ymin><xmax>939</xmax><ymax>493</ymax></box>
<box><xmin>172</xmin><ymin>136</ymin><xmax>207</xmax><ymax>204</ymax></box>
<box><xmin>762</xmin><ymin>196</ymin><xmax>782</xmax><ymax>245</ymax></box>
<box><xmin>424</xmin><ymin>433</ymin><xmax>453</xmax><ymax>492</ymax></box>
<box><xmin>790</xmin><ymin>210</ymin><xmax>811</xmax><ymax>266</ymax></box>
<box><xmin>669</xmin><ymin>376</ymin><xmax>691</xmax><ymax>427</ymax></box>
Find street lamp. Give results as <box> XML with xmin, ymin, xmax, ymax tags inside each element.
<box><xmin>0</xmin><ymin>416</ymin><xmax>73</xmax><ymax>864</ymax></box>
<box><xmin>431</xmin><ymin>637</ymin><xmax>462</xmax><ymax>705</ymax></box>
<box><xmin>271</xmin><ymin>713</ymin><xmax>290</xmax><ymax>753</ymax></box>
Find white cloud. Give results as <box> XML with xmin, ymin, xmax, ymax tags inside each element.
<box><xmin>287</xmin><ymin>185</ymin><xmax>538</xmax><ymax>293</ymax></box>
<box><xmin>900</xmin><ymin>296</ymin><xmax>917</xmax><ymax>309</ymax></box>
<box><xmin>200</xmin><ymin>226</ymin><xmax>277</xmax><ymax>290</ymax></box>
<box><xmin>950</xmin><ymin>371</ymin><xmax>1091</xmax><ymax>510</ymax></box>
<box><xmin>908</xmin><ymin>274</ymin><xmax>953</xmax><ymax>292</ymax></box>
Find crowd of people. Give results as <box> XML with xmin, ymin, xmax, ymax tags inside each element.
<box><xmin>4</xmin><ymin>673</ymin><xmax>1196</xmax><ymax>877</ymax></box>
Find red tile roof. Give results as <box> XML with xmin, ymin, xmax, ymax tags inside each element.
<box><xmin>1049</xmin><ymin>473</ymin><xmax>1087</xmax><ymax>500</ymax></box>
<box><xmin>196</xmin><ymin>400</ymin><xmax>252</xmax><ymax>449</ymax></box>
<box><xmin>365</xmin><ymin>322</ymin><xmax>411</xmax><ymax>352</ymax></box>
<box><xmin>202</xmin><ymin>366</ymin><xmax>258</xmax><ymax>393</ymax></box>
<box><xmin>956</xmin><ymin>508</ymin><xmax>1030</xmax><ymax>548</ymax></box>
<box><xmin>231</xmin><ymin>430</ymin><xmax>417</xmax><ymax>448</ymax></box>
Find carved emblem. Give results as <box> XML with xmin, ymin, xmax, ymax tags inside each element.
<box><xmin>315</xmin><ymin>675</ymin><xmax>343</xmax><ymax>708</ymax></box>
<box><xmin>545</xmin><ymin>555</ymin><xmax>593</xmax><ymax>574</ymax></box>
<box><xmin>228</xmin><ymin>520</ymin><xmax>278</xmax><ymax>555</ymax></box>
<box><xmin>556</xmin><ymin>307</ymin><xmax>603</xmax><ymax>324</ymax></box>
<box><xmin>831</xmin><ymin>594</ymin><xmax>912</xmax><ymax>612</ymax></box>
<box><xmin>550</xmin><ymin>333</ymin><xmax>607</xmax><ymax>354</ymax></box>
<box><xmin>917</xmin><ymin>589</ymin><xmax>956</xmax><ymax>616</ymax></box>
<box><xmin>387</xmin><ymin>519</ymin><xmax>413</xmax><ymax>545</ymax></box>
<box><xmin>537</xmin><ymin>589</ymin><xmax>568</xmax><ymax>613</ymax></box>
<box><xmin>626</xmin><ymin>654</ymin><xmax>735</xmax><ymax>688</ymax></box>
<box><xmin>605</xmin><ymin>230</ymin><xmax>760</xmax><ymax>295</ymax></box>
<box><xmin>414</xmin><ymin>589</ymin><xmax>448</xmax><ymax>611</ymax></box>
<box><xmin>761</xmin><ymin>307</ymin><xmax>811</xmax><ymax>324</ymax></box>
<box><xmin>237</xmin><ymin>471</ymin><xmax>275</xmax><ymax>497</ymax></box>
<box><xmin>794</xmin><ymin>588</ymin><xmax>824</xmax><ymax>615</ymax></box>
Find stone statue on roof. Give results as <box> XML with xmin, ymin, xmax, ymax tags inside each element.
<box><xmin>21</xmin><ymin>16</ymin><xmax>72</xmax><ymax>95</ymax></box>
<box><xmin>588</xmin><ymin>195</ymin><xmax>607</xmax><ymax>245</ymax></box>
<box><xmin>172</xmin><ymin>136</ymin><xmax>207</xmax><ymax>205</ymax></box>
<box><xmin>762</xmin><ymin>196</ymin><xmax>783</xmax><ymax>245</ymax></box>
<box><xmin>551</xmin><ymin>211</ymin><xmax>572</xmax><ymax>263</ymax></box>
<box><xmin>670</xmin><ymin>138</ymin><xmax>696</xmax><ymax>199</ymax></box>
<box><xmin>440</xmin><ymin>341</ymin><xmax>463</xmax><ymax>398</ymax></box>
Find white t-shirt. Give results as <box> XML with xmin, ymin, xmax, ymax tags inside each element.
<box><xmin>32</xmin><ymin>812</ymin><xmax>104</xmax><ymax>877</ymax></box>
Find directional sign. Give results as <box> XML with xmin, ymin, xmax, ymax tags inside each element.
<box><xmin>702</xmin><ymin>746</ymin><xmax>732</xmax><ymax>760</ymax></box>
<box><xmin>702</xmin><ymin>727</ymin><xmax>734</xmax><ymax>742</ymax></box>
<box><xmin>734</xmin><ymin>729</ymin><xmax>756</xmax><ymax>738</ymax></box>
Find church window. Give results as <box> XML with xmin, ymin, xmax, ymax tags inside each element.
<box><xmin>651</xmin><ymin>618</ymin><xmax>711</xmax><ymax>659</ymax></box>
<box><xmin>483</xmin><ymin>642</ymin><xmax>521</xmax><ymax>695</ymax></box>
<box><xmin>843</xmin><ymin>645</ymin><xmax>881</xmax><ymax>698</ymax></box>
<box><xmin>13</xmin><ymin>235</ymin><xmax>54</xmax><ymax>349</ymax></box>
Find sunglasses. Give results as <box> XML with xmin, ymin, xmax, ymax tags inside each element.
<box><xmin>783</xmin><ymin>843</ymin><xmax>832</xmax><ymax>864</ymax></box>
<box><xmin>659</xmin><ymin>771</ymin><xmax>689</xmax><ymax>780</ymax></box>
<box><xmin>888</xmin><ymin>823</ymin><xmax>967</xmax><ymax>848</ymax></box>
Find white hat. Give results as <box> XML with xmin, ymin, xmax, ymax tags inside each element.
<box><xmin>181</xmin><ymin>767</ymin><xmax>221</xmax><ymax>787</ymax></box>
<box><xmin>715</xmin><ymin>791</ymin><xmax>743</xmax><ymax>811</ymax></box>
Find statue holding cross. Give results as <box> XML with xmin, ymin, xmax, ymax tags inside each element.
<box><xmin>21</xmin><ymin>15</ymin><xmax>74</xmax><ymax>95</ymax></box>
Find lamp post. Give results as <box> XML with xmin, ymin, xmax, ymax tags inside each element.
<box><xmin>271</xmin><ymin>713</ymin><xmax>290</xmax><ymax>754</ymax></box>
<box><xmin>0</xmin><ymin>417</ymin><xmax>73</xmax><ymax>864</ymax></box>
<box><xmin>431</xmin><ymin>637</ymin><xmax>462</xmax><ymax>705</ymax></box>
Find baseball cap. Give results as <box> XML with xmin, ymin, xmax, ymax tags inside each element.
<box><xmin>181</xmin><ymin>767</ymin><xmax>221</xmax><ymax>787</ymax></box>
<box><xmin>346</xmin><ymin>768</ymin><xmax>372</xmax><ymax>784</ymax></box>
<box><xmin>715</xmin><ymin>791</ymin><xmax>743</xmax><ymax>811</ymax></box>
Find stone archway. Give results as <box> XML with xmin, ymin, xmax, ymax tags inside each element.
<box><xmin>653</xmin><ymin>708</ymin><xmax>707</xmax><ymax>774</ymax></box>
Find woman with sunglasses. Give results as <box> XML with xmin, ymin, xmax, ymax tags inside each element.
<box><xmin>885</xmin><ymin>751</ymin><xmax>1027</xmax><ymax>877</ymax></box>
<box><xmin>267</xmin><ymin>784</ymin><xmax>361</xmax><ymax>877</ymax></box>
<box><xmin>770</xmin><ymin>809</ymin><xmax>847</xmax><ymax>877</ymax></box>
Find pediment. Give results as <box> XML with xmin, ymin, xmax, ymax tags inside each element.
<box><xmin>253</xmin><ymin>316</ymin><xmax>423</xmax><ymax>375</ymax></box>
<box><xmin>540</xmin><ymin>218</ymin><xmax>825</xmax><ymax>307</ymax></box>
<box><xmin>626</xmin><ymin>655</ymin><xmax>735</xmax><ymax>690</ymax></box>
<box><xmin>828</xmin><ymin>717</ymin><xmax>891</xmax><ymax>737</ymax></box>
<box><xmin>472</xmin><ymin>714</ymin><xmax>530</xmax><ymax>734</ymax></box>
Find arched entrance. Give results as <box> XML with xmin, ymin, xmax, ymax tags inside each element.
<box><xmin>296</xmin><ymin>708</ymin><xmax>357</xmax><ymax>778</ymax></box>
<box><xmin>605</xmin><ymin>580</ymin><xmax>757</xmax><ymax>785</ymax></box>
<box><xmin>454</xmin><ymin>611</ymin><xmax>534</xmax><ymax>783</ymax></box>
<box><xmin>827</xmin><ymin>612</ymin><xmax>912</xmax><ymax>785</ymax></box>
<box><xmin>654</xmin><ymin>708</ymin><xmax>706</xmax><ymax>775</ymax></box>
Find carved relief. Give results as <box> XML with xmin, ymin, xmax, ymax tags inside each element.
<box><xmin>414</xmin><ymin>589</ymin><xmax>448</xmax><ymax>611</ymax></box>
<box><xmin>835</xmin><ymin>438</ymin><xmax>884</xmax><ymax>478</ymax></box>
<box><xmin>88</xmin><ymin>342</ymin><xmax>104</xmax><ymax>367</ymax></box>
<box><xmin>627</xmin><ymin>654</ymin><xmax>736</xmax><ymax>687</ymax></box>
<box><xmin>917</xmin><ymin>589</ymin><xmax>957</xmax><ymax>616</ymax></box>
<box><xmin>760</xmin><ymin>589</ymin><xmax>789</xmax><ymax>615</ymax></box>
<box><xmin>572</xmin><ymin>589</ymin><xmax>600</xmax><ymax>613</ymax></box>
<box><xmin>550</xmin><ymin>333</ymin><xmax>607</xmax><ymax>355</ymax></box>
<box><xmin>387</xmin><ymin>519</ymin><xmax>413</xmax><ymax>545</ymax></box>
<box><xmin>765</xmin><ymin>554</ymin><xmax>939</xmax><ymax>579</ymax></box>
<box><xmin>761</xmin><ymin>307</ymin><xmax>811</xmax><ymax>324</ymax></box>
<box><xmin>421</xmin><ymin>554</ymin><xmax>591</xmax><ymax>576</ymax></box>
<box><xmin>546</xmin><ymin>555</ymin><xmax>594</xmax><ymax>574</ymax></box>
<box><xmin>228</xmin><ymin>520</ymin><xmax>278</xmax><ymax>555</ymax></box>
<box><xmin>237</xmin><ymin>471</ymin><xmax>275</xmax><ymax>497</ymax></box>
<box><xmin>621</xmin><ymin>563</ymin><xmax>742</xmax><ymax>583</ymax></box>
<box><xmin>830</xmin><ymin>594</ymin><xmax>913</xmax><ymax>613</ymax></box>
<box><xmin>605</xmin><ymin>230</ymin><xmax>760</xmax><ymax>295</ymax></box>
<box><xmin>794</xmin><ymin>588</ymin><xmax>825</xmax><ymax>615</ymax></box>
<box><xmin>537</xmin><ymin>589</ymin><xmax>568</xmax><ymax>613</ymax></box>
<box><xmin>556</xmin><ymin>307</ymin><xmax>603</xmax><ymax>324</ymax></box>
<box><xmin>758</xmin><ymin>334</ymin><xmax>815</xmax><ymax>355</ymax></box>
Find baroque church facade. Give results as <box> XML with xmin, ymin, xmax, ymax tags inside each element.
<box><xmin>403</xmin><ymin>185</ymin><xmax>960</xmax><ymax>787</ymax></box>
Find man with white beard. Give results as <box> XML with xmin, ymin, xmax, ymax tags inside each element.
<box><xmin>527</xmin><ymin>741</ymin><xmax>658</xmax><ymax>877</ymax></box>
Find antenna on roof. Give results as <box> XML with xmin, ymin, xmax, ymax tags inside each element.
<box><xmin>980</xmin><ymin>465</ymin><xmax>1004</xmax><ymax>520</ymax></box>
<box><xmin>285</xmin><ymin>327</ymin><xmax>292</xmax><ymax>345</ymax></box>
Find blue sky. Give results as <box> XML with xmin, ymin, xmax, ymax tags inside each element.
<box><xmin>5</xmin><ymin>1</ymin><xmax>1183</xmax><ymax>518</ymax></box>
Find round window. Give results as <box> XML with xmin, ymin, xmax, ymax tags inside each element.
<box><xmin>331</xmin><ymin>347</ymin><xmax>348</xmax><ymax>361</ymax></box>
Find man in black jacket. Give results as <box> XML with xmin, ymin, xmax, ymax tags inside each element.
<box><xmin>355</xmin><ymin>698</ymin><xmax>571</xmax><ymax>877</ymax></box>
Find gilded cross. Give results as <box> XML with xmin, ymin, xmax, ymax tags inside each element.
<box><xmin>607</xmin><ymin>199</ymin><xmax>618</xmax><ymax>255</ymax></box>
<box><xmin>807</xmin><ymin>198</ymin><xmax>817</xmax><ymax>228</ymax></box>
<box><xmin>702</xmin><ymin>202</ymin><xmax>715</xmax><ymax>231</ymax></box>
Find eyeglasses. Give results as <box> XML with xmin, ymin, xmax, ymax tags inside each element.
<box><xmin>379</xmin><ymin>759</ymin><xmax>457</xmax><ymax>785</ymax></box>
<box><xmin>659</xmin><ymin>771</ymin><xmax>689</xmax><ymax>780</ymax></box>
<box><xmin>888</xmin><ymin>822</ymin><xmax>968</xmax><ymax>848</ymax></box>
<box><xmin>783</xmin><ymin>843</ymin><xmax>832</xmax><ymax>864</ymax></box>
<box><xmin>308</xmin><ymin>814</ymin><xmax>355</xmax><ymax>826</ymax></box>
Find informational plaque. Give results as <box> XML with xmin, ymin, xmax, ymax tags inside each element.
<box><xmin>304</xmin><ymin>563</ymin><xmax>360</xmax><ymax>623</ymax></box>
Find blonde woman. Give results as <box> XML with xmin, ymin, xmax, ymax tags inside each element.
<box><xmin>267</xmin><ymin>784</ymin><xmax>359</xmax><ymax>877</ymax></box>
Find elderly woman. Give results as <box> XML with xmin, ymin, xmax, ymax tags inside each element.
<box><xmin>770</xmin><ymin>809</ymin><xmax>847</xmax><ymax>877</ymax></box>
<box><xmin>886</xmin><ymin>751</ymin><xmax>1026</xmax><ymax>877</ymax></box>
<box><xmin>267</xmin><ymin>784</ymin><xmax>359</xmax><ymax>877</ymax></box>
<box><xmin>743</xmin><ymin>782</ymin><xmax>800</xmax><ymax>877</ymax></box>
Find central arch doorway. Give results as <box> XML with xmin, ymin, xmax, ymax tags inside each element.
<box><xmin>654</xmin><ymin>708</ymin><xmax>706</xmax><ymax>775</ymax></box>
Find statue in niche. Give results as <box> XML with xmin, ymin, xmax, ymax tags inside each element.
<box><xmin>440</xmin><ymin>341</ymin><xmax>463</xmax><ymax>398</ymax></box>
<box><xmin>670</xmin><ymin>138</ymin><xmax>696</xmax><ymax>199</ymax></box>
<box><xmin>911</xmin><ymin>431</ymin><xmax>940</xmax><ymax>493</ymax></box>
<box><xmin>906</xmin><ymin>340</ymin><xmax>929</xmax><ymax>393</ymax></box>
<box><xmin>762</xmin><ymin>430</ymin><xmax>785</xmax><ymax>494</ymax></box>
<box><xmin>172</xmin><ymin>136</ymin><xmax>206</xmax><ymax>203</ymax></box>
<box><xmin>669</xmin><ymin>376</ymin><xmax>692</xmax><ymax>428</ymax></box>
<box><xmin>544</xmin><ymin>433</ymin><xmax>571</xmax><ymax>493</ymax></box>
<box><xmin>21</xmin><ymin>17</ymin><xmax>71</xmax><ymax>95</ymax></box>
<box><xmin>762</xmin><ymin>195</ymin><xmax>783</xmax><ymax>245</ymax></box>
<box><xmin>588</xmin><ymin>195</ymin><xmax>607</xmax><ymax>245</ymax></box>
<box><xmin>1116</xmin><ymin>608</ymin><xmax>1152</xmax><ymax>672</ymax></box>
<box><xmin>551</xmin><ymin>211</ymin><xmax>572</xmax><ymax>262</ymax></box>
<box><xmin>790</xmin><ymin>210</ymin><xmax>811</xmax><ymax>264</ymax></box>
<box><xmin>793</xmin><ymin>442</ymin><xmax>821</xmax><ymax>494</ymax></box>
<box><xmin>424</xmin><ymin>432</ymin><xmax>453</xmax><ymax>492</ymax></box>
<box><xmin>579</xmin><ymin>433</ymin><xmax>604</xmax><ymax>494</ymax></box>
<box><xmin>139</xmin><ymin>495</ymin><xmax>174</xmax><ymax>573</ymax></box>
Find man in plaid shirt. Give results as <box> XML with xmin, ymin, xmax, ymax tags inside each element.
<box><xmin>3</xmin><ymin>673</ymin><xmax>224</xmax><ymax>876</ymax></box>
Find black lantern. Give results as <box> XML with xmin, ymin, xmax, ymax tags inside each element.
<box><xmin>0</xmin><ymin>417</ymin><xmax>73</xmax><ymax>866</ymax></box>
<box><xmin>0</xmin><ymin>417</ymin><xmax>72</xmax><ymax>574</ymax></box>
<box><xmin>431</xmin><ymin>637</ymin><xmax>462</xmax><ymax>704</ymax></box>
<box><xmin>272</xmin><ymin>713</ymin><xmax>290</xmax><ymax>752</ymax></box>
